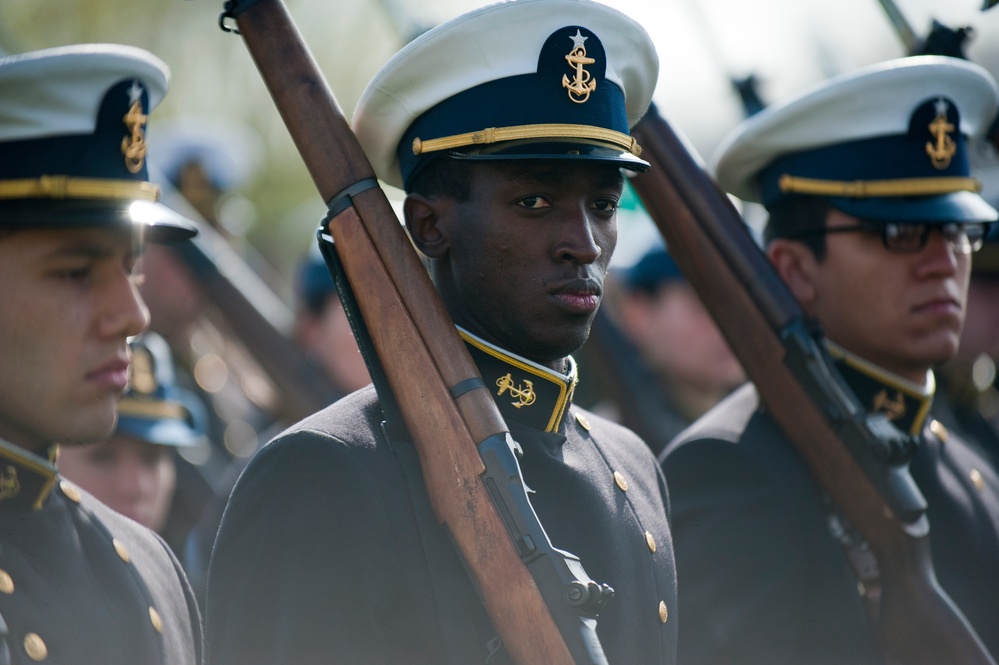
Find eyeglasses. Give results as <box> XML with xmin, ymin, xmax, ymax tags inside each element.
<box><xmin>786</xmin><ymin>221</ymin><xmax>990</xmax><ymax>255</ymax></box>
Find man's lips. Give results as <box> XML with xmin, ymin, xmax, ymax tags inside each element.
<box><xmin>912</xmin><ymin>294</ymin><xmax>961</xmax><ymax>316</ymax></box>
<box><xmin>87</xmin><ymin>356</ymin><xmax>130</xmax><ymax>391</ymax></box>
<box><xmin>551</xmin><ymin>279</ymin><xmax>602</xmax><ymax>314</ymax></box>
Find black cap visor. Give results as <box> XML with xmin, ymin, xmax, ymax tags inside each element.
<box><xmin>0</xmin><ymin>198</ymin><xmax>198</xmax><ymax>242</ymax></box>
<box><xmin>447</xmin><ymin>139</ymin><xmax>650</xmax><ymax>172</ymax></box>
<box><xmin>827</xmin><ymin>190</ymin><xmax>999</xmax><ymax>225</ymax></box>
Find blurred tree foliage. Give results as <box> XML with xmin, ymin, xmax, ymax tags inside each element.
<box><xmin>1</xmin><ymin>0</ymin><xmax>405</xmax><ymax>275</ymax></box>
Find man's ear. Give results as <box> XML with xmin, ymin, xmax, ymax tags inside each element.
<box><xmin>404</xmin><ymin>194</ymin><xmax>449</xmax><ymax>259</ymax></box>
<box><xmin>767</xmin><ymin>239</ymin><xmax>818</xmax><ymax>306</ymax></box>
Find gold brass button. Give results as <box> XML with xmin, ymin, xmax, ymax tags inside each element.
<box><xmin>929</xmin><ymin>419</ymin><xmax>949</xmax><ymax>443</ymax></box>
<box><xmin>575</xmin><ymin>412</ymin><xmax>591</xmax><ymax>431</ymax></box>
<box><xmin>59</xmin><ymin>480</ymin><xmax>81</xmax><ymax>503</ymax></box>
<box><xmin>645</xmin><ymin>531</ymin><xmax>657</xmax><ymax>553</ymax></box>
<box><xmin>971</xmin><ymin>469</ymin><xmax>985</xmax><ymax>493</ymax></box>
<box><xmin>0</xmin><ymin>568</ymin><xmax>13</xmax><ymax>594</ymax></box>
<box><xmin>658</xmin><ymin>600</ymin><xmax>669</xmax><ymax>623</ymax></box>
<box><xmin>112</xmin><ymin>538</ymin><xmax>131</xmax><ymax>563</ymax></box>
<box><xmin>149</xmin><ymin>606</ymin><xmax>163</xmax><ymax>633</ymax></box>
<box><xmin>24</xmin><ymin>633</ymin><xmax>47</xmax><ymax>661</ymax></box>
<box><xmin>613</xmin><ymin>471</ymin><xmax>628</xmax><ymax>492</ymax></box>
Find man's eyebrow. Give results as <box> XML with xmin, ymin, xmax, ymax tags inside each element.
<box><xmin>507</xmin><ymin>168</ymin><xmax>565</xmax><ymax>185</ymax></box>
<box><xmin>507</xmin><ymin>168</ymin><xmax>624</xmax><ymax>189</ymax></box>
<box><xmin>48</xmin><ymin>244</ymin><xmax>112</xmax><ymax>258</ymax></box>
<box><xmin>43</xmin><ymin>239</ymin><xmax>123</xmax><ymax>261</ymax></box>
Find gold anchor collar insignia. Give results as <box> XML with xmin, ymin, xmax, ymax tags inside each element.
<box><xmin>0</xmin><ymin>438</ymin><xmax>59</xmax><ymax>511</ymax></box>
<box><xmin>925</xmin><ymin>98</ymin><xmax>957</xmax><ymax>170</ymax></box>
<box><xmin>825</xmin><ymin>340</ymin><xmax>933</xmax><ymax>436</ymax></box>
<box><xmin>458</xmin><ymin>327</ymin><xmax>577</xmax><ymax>433</ymax></box>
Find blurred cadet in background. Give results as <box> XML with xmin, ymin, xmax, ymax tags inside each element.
<box><xmin>181</xmin><ymin>248</ymin><xmax>373</xmax><ymax>606</ymax></box>
<box><xmin>616</xmin><ymin>247</ymin><xmax>745</xmax><ymax>425</ymax></box>
<box><xmin>575</xmin><ymin>243</ymin><xmax>745</xmax><ymax>457</ymax></box>
<box><xmin>292</xmin><ymin>248</ymin><xmax>371</xmax><ymax>399</ymax></box>
<box><xmin>140</xmin><ymin>119</ymin><xmax>286</xmax><ymax>482</ymax></box>
<box><xmin>59</xmin><ymin>332</ymin><xmax>211</xmax><ymax>556</ymax></box>
<box><xmin>152</xmin><ymin>116</ymin><xmax>263</xmax><ymax>236</ymax></box>
<box><xmin>934</xmin><ymin>227</ymin><xmax>999</xmax><ymax>469</ymax></box>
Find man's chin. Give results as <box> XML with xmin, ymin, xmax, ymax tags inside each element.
<box><xmin>912</xmin><ymin>338</ymin><xmax>961</xmax><ymax>375</ymax></box>
<box><xmin>59</xmin><ymin>411</ymin><xmax>118</xmax><ymax>446</ymax></box>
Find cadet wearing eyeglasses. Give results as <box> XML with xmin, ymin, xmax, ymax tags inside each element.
<box><xmin>659</xmin><ymin>56</ymin><xmax>999</xmax><ymax>665</ymax></box>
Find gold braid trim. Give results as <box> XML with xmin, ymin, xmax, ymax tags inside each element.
<box><xmin>0</xmin><ymin>176</ymin><xmax>160</xmax><ymax>202</ymax></box>
<box><xmin>118</xmin><ymin>399</ymin><xmax>190</xmax><ymax>422</ymax></box>
<box><xmin>778</xmin><ymin>174</ymin><xmax>981</xmax><ymax>198</ymax></box>
<box><xmin>413</xmin><ymin>123</ymin><xmax>641</xmax><ymax>157</ymax></box>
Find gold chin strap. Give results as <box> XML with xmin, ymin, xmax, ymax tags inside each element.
<box><xmin>0</xmin><ymin>175</ymin><xmax>160</xmax><ymax>202</ymax></box>
<box><xmin>778</xmin><ymin>174</ymin><xmax>981</xmax><ymax>198</ymax></box>
<box><xmin>412</xmin><ymin>122</ymin><xmax>642</xmax><ymax>157</ymax></box>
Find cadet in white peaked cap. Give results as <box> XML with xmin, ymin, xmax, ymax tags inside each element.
<box><xmin>662</xmin><ymin>55</ymin><xmax>999</xmax><ymax>665</ymax></box>
<box><xmin>0</xmin><ymin>44</ymin><xmax>201</xmax><ymax>665</ymax></box>
<box><xmin>206</xmin><ymin>2</ymin><xmax>679</xmax><ymax>664</ymax></box>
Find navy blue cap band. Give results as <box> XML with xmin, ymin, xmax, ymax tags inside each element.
<box><xmin>759</xmin><ymin>133</ymin><xmax>970</xmax><ymax>209</ymax></box>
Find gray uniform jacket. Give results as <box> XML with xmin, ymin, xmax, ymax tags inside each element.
<box><xmin>205</xmin><ymin>334</ymin><xmax>677</xmax><ymax>664</ymax></box>
<box><xmin>0</xmin><ymin>440</ymin><xmax>203</xmax><ymax>665</ymax></box>
<box><xmin>662</xmin><ymin>369</ymin><xmax>999</xmax><ymax>665</ymax></box>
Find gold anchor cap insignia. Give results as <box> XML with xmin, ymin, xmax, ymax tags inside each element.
<box><xmin>496</xmin><ymin>373</ymin><xmax>537</xmax><ymax>409</ymax></box>
<box><xmin>872</xmin><ymin>389</ymin><xmax>907</xmax><ymax>421</ymax></box>
<box><xmin>121</xmin><ymin>80</ymin><xmax>148</xmax><ymax>174</ymax></box>
<box><xmin>129</xmin><ymin>344</ymin><xmax>158</xmax><ymax>396</ymax></box>
<box><xmin>562</xmin><ymin>29</ymin><xmax>596</xmax><ymax>104</ymax></box>
<box><xmin>0</xmin><ymin>465</ymin><xmax>21</xmax><ymax>502</ymax></box>
<box><xmin>925</xmin><ymin>97</ymin><xmax>956</xmax><ymax>170</ymax></box>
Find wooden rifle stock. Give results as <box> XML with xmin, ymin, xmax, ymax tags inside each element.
<box><xmin>221</xmin><ymin>1</ymin><xmax>610</xmax><ymax>662</ymax></box>
<box><xmin>630</xmin><ymin>104</ymin><xmax>995</xmax><ymax>665</ymax></box>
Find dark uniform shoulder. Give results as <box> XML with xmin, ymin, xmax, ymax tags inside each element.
<box><xmin>268</xmin><ymin>384</ymin><xmax>384</xmax><ymax>451</ymax></box>
<box><xmin>662</xmin><ymin>383</ymin><xmax>760</xmax><ymax>459</ymax></box>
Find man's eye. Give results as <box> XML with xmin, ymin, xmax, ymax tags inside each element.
<box><xmin>60</xmin><ymin>267</ymin><xmax>92</xmax><ymax>282</ymax></box>
<box><xmin>518</xmin><ymin>196</ymin><xmax>551</xmax><ymax>210</ymax></box>
<box><xmin>593</xmin><ymin>198</ymin><xmax>619</xmax><ymax>212</ymax></box>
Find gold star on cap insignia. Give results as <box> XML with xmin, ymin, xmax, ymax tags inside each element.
<box><xmin>127</xmin><ymin>80</ymin><xmax>144</xmax><ymax>106</ymax></box>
